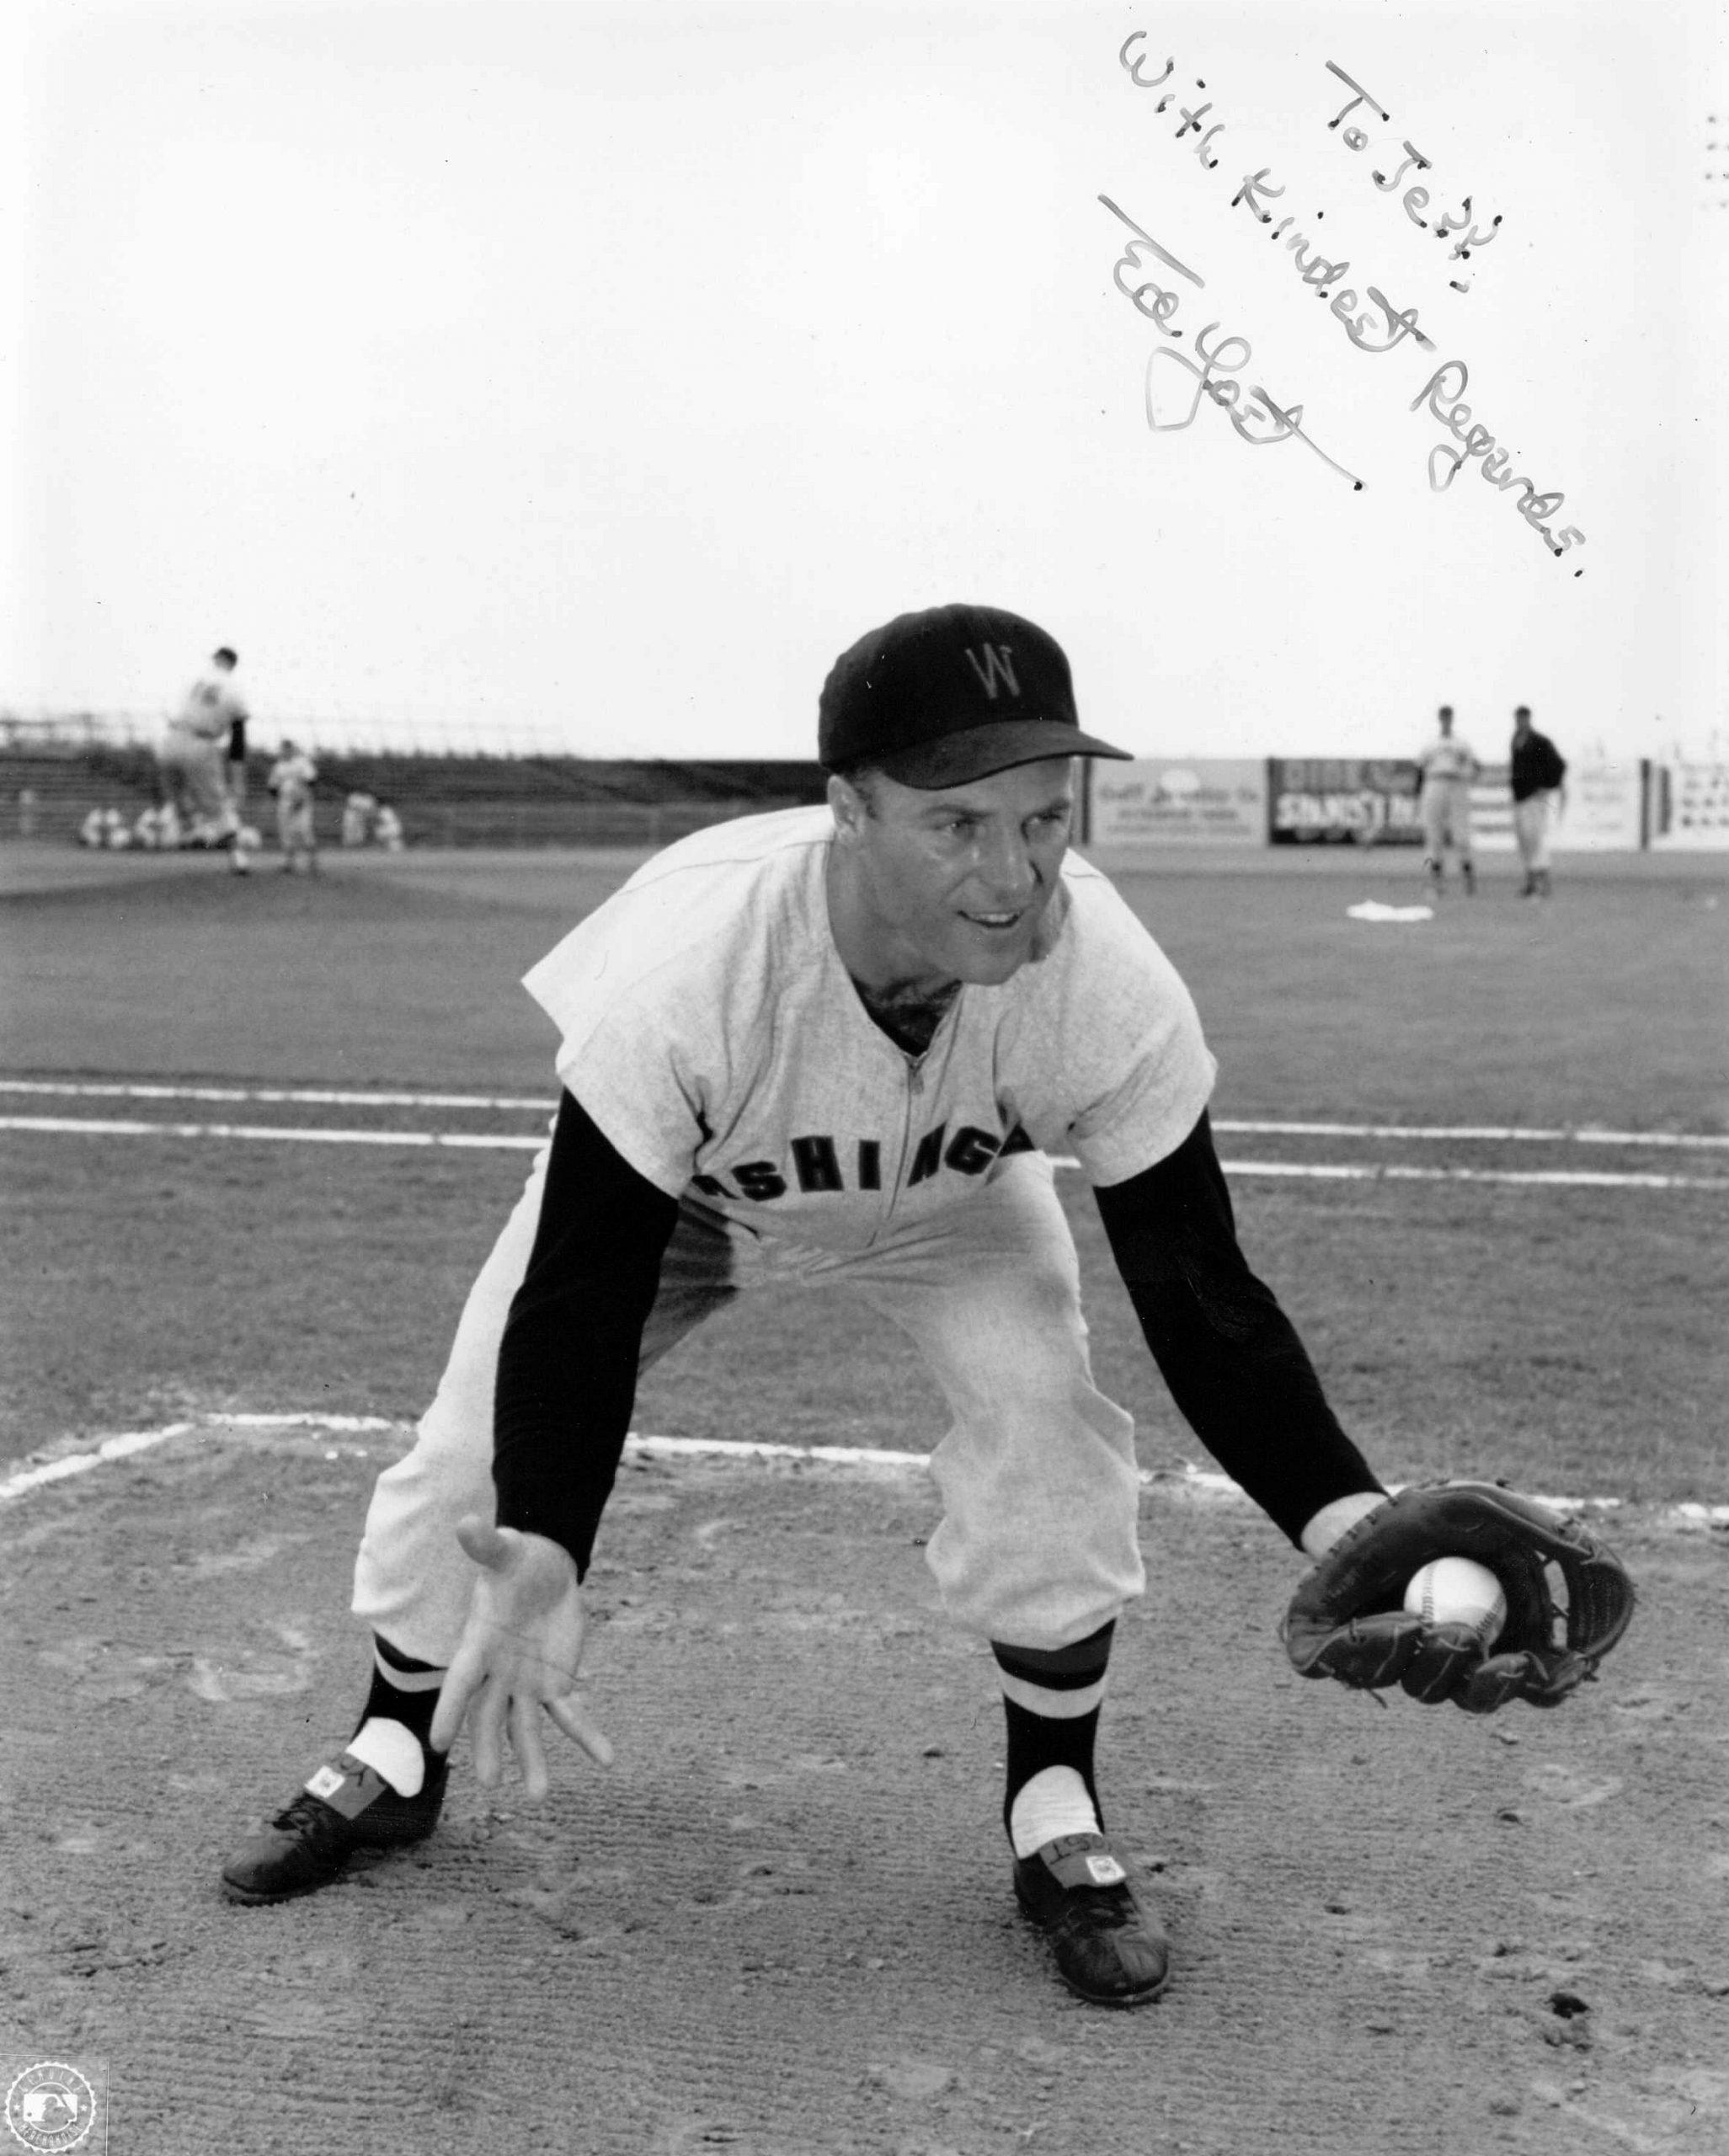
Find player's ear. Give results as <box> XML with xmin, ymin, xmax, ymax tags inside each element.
<box><xmin>827</xmin><ymin>772</ymin><xmax>866</xmax><ymax>842</ymax></box>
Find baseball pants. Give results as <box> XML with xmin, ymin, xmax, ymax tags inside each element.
<box><xmin>155</xmin><ymin>732</ymin><xmax>237</xmax><ymax>835</ymax></box>
<box><xmin>1514</xmin><ymin>793</ymin><xmax>1554</xmax><ymax>873</ymax></box>
<box><xmin>354</xmin><ymin>1146</ymin><xmax>1145</xmax><ymax>1660</ymax></box>
<box><xmin>1422</xmin><ymin>779</ymin><xmax>1473</xmax><ymax>859</ymax></box>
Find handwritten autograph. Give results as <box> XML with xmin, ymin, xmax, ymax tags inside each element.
<box><xmin>1324</xmin><ymin>63</ymin><xmax>1502</xmax><ymax>294</ymax></box>
<box><xmin>1113</xmin><ymin>29</ymin><xmax>1588</xmax><ymax>565</ymax></box>
<box><xmin>1120</xmin><ymin>35</ymin><xmax>1433</xmax><ymax>359</ymax></box>
<box><xmin>1101</xmin><ymin>195</ymin><xmax>1363</xmax><ymax>488</ymax></box>
<box><xmin>1230</xmin><ymin>169</ymin><xmax>1434</xmax><ymax>354</ymax></box>
<box><xmin>1410</xmin><ymin>360</ymin><xmax>1585</xmax><ymax>564</ymax></box>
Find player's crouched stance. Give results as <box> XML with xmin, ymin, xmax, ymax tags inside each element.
<box><xmin>220</xmin><ymin>604</ymin><xmax>1636</xmax><ymax>2009</ymax></box>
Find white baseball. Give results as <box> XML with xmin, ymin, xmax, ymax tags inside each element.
<box><xmin>1403</xmin><ymin>1556</ymin><xmax>1507</xmax><ymax>1646</ymax></box>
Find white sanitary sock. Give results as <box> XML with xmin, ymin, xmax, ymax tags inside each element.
<box><xmin>344</xmin><ymin>1717</ymin><xmax>426</xmax><ymax>1796</ymax></box>
<box><xmin>1009</xmin><ymin>1765</ymin><xmax>1101</xmax><ymax>1859</ymax></box>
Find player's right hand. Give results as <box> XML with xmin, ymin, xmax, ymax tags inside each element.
<box><xmin>430</xmin><ymin>1516</ymin><xmax>614</xmax><ymax>1799</ymax></box>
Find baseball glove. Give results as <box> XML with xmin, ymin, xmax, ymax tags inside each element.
<box><xmin>1282</xmin><ymin>1481</ymin><xmax>1636</xmax><ymax>1712</ymax></box>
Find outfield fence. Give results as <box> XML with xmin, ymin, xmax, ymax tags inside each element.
<box><xmin>1088</xmin><ymin>757</ymin><xmax>1729</xmax><ymax>855</ymax></box>
<box><xmin>390</xmin><ymin>798</ymin><xmax>782</xmax><ymax>849</ymax></box>
<box><xmin>0</xmin><ymin>734</ymin><xmax>824</xmax><ymax>851</ymax></box>
<box><xmin>4</xmin><ymin>725</ymin><xmax>1727</xmax><ymax>855</ymax></box>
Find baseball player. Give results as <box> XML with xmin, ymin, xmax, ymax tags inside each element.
<box><xmin>1413</xmin><ymin>705</ymin><xmax>1479</xmax><ymax>894</ymax></box>
<box><xmin>1509</xmin><ymin>706</ymin><xmax>1567</xmax><ymax>898</ymax></box>
<box><xmin>267</xmin><ymin>739</ymin><xmax>320</xmax><ymax>874</ymax></box>
<box><xmin>156</xmin><ymin>648</ymin><xmax>249</xmax><ymax>870</ymax></box>
<box><xmin>341</xmin><ymin>789</ymin><xmax>379</xmax><ymax>847</ymax></box>
<box><xmin>220</xmin><ymin>605</ymin><xmax>1624</xmax><ymax>2009</ymax></box>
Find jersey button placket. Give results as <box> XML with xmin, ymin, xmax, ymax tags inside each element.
<box><xmin>873</xmin><ymin>1054</ymin><xmax>921</xmax><ymax>1243</ymax></box>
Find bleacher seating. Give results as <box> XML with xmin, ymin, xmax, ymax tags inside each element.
<box><xmin>0</xmin><ymin>741</ymin><xmax>830</xmax><ymax>849</ymax></box>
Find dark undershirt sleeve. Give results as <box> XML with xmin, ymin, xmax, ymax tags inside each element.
<box><xmin>492</xmin><ymin>1089</ymin><xmax>681</xmax><ymax>1577</ymax></box>
<box><xmin>1092</xmin><ymin>1110</ymin><xmax>1385</xmax><ymax>1547</ymax></box>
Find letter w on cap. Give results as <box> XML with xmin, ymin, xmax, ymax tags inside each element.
<box><xmin>963</xmin><ymin>644</ymin><xmax>1020</xmax><ymax>698</ymax></box>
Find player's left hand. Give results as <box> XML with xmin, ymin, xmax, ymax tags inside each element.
<box><xmin>430</xmin><ymin>1517</ymin><xmax>614</xmax><ymax>1796</ymax></box>
<box><xmin>1281</xmin><ymin>1481</ymin><xmax>1636</xmax><ymax>1712</ymax></box>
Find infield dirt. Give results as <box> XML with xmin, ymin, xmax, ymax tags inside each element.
<box><xmin>3</xmin><ymin>1416</ymin><xmax>1728</xmax><ymax>2156</ymax></box>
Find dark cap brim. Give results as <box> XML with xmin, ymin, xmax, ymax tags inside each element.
<box><xmin>866</xmin><ymin>721</ymin><xmax>1134</xmax><ymax>791</ymax></box>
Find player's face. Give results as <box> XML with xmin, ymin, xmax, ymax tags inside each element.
<box><xmin>826</xmin><ymin>757</ymin><xmax>1075</xmax><ymax>990</ymax></box>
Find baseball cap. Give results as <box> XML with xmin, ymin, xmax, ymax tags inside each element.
<box><xmin>817</xmin><ymin>603</ymin><xmax>1133</xmax><ymax>789</ymax></box>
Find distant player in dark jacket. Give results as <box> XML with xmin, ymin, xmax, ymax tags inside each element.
<box><xmin>1509</xmin><ymin>707</ymin><xmax>1567</xmax><ymax>899</ymax></box>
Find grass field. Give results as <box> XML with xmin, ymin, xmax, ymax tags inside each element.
<box><xmin>2</xmin><ymin>837</ymin><xmax>1725</xmax><ymax>1508</ymax></box>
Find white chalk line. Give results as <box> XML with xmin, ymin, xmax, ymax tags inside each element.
<box><xmin>0</xmin><ymin>1080</ymin><xmax>551</xmax><ymax>1112</ymax></box>
<box><xmin>4</xmin><ymin>1412</ymin><xmax>1726</xmax><ymax>1533</ymax></box>
<box><xmin>0</xmin><ymin>1117</ymin><xmax>546</xmax><ymax>1150</ymax></box>
<box><xmin>1223</xmin><ymin>1161</ymin><xmax>1727</xmax><ymax>1192</ymax></box>
<box><xmin>1218</xmin><ymin>1118</ymin><xmax>1729</xmax><ymax>1151</ymax></box>
<box><xmin>3</xmin><ymin>1114</ymin><xmax>1725</xmax><ymax>1190</ymax></box>
<box><xmin>3</xmin><ymin>1079</ymin><xmax>1724</xmax><ymax>1150</ymax></box>
<box><xmin>0</xmin><ymin>1413</ymin><xmax>398</xmax><ymax>1502</ymax></box>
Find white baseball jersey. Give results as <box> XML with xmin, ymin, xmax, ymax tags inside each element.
<box><xmin>268</xmin><ymin>749</ymin><xmax>318</xmax><ymax>807</ymax></box>
<box><xmin>1416</xmin><ymin>732</ymin><xmax>1478</xmax><ymax>786</ymax></box>
<box><xmin>522</xmin><ymin>807</ymin><xmax>1215</xmax><ymax>1255</ymax></box>
<box><xmin>172</xmin><ymin>670</ymin><xmax>248</xmax><ymax>743</ymax></box>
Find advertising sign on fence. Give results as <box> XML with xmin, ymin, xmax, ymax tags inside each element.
<box><xmin>1651</xmin><ymin>764</ymin><xmax>1729</xmax><ymax>851</ymax></box>
<box><xmin>1267</xmin><ymin>760</ymin><xmax>1422</xmax><ymax>845</ymax></box>
<box><xmin>1088</xmin><ymin>760</ymin><xmax>1267</xmax><ymax>849</ymax></box>
<box><xmin>1468</xmin><ymin>770</ymin><xmax>1516</xmax><ymax>850</ymax></box>
<box><xmin>1271</xmin><ymin>759</ymin><xmax>1646</xmax><ymax>851</ymax></box>
<box><xmin>1470</xmin><ymin>763</ymin><xmax>1644</xmax><ymax>851</ymax></box>
<box><xmin>1553</xmin><ymin>763</ymin><xmax>1646</xmax><ymax>851</ymax></box>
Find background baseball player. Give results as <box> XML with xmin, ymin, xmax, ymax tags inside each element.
<box><xmin>341</xmin><ymin>789</ymin><xmax>379</xmax><ymax>847</ymax></box>
<box><xmin>1414</xmin><ymin>704</ymin><xmax>1480</xmax><ymax>894</ymax></box>
<box><xmin>1510</xmin><ymin>704</ymin><xmax>1568</xmax><ymax>898</ymax></box>
<box><xmin>266</xmin><ymin>738</ymin><xmax>320</xmax><ymax>874</ymax></box>
<box><xmin>155</xmin><ymin>647</ymin><xmax>249</xmax><ymax>870</ymax></box>
<box><xmin>221</xmin><ymin>605</ymin><xmax>1630</xmax><ymax>2009</ymax></box>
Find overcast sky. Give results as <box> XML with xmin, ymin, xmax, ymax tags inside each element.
<box><xmin>3</xmin><ymin>0</ymin><xmax>1723</xmax><ymax>761</ymax></box>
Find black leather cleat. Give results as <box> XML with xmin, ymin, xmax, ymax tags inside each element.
<box><xmin>221</xmin><ymin>1751</ymin><xmax>448</xmax><ymax>1904</ymax></box>
<box><xmin>1012</xmin><ymin>1832</ymin><xmax>1171</xmax><ymax>2007</ymax></box>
